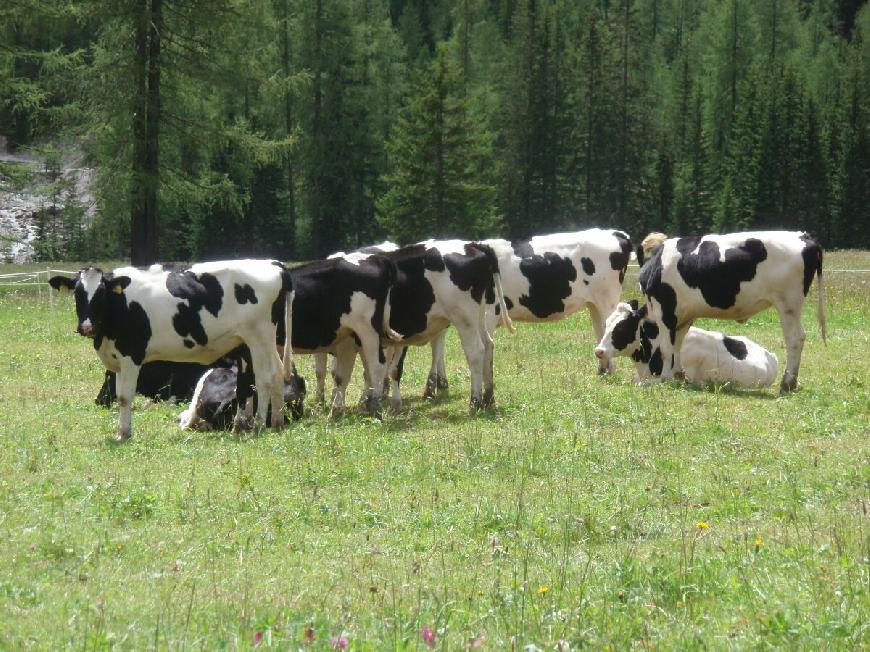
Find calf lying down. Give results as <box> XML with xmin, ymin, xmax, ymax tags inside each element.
<box><xmin>597</xmin><ymin>301</ymin><xmax>778</xmax><ymax>388</ymax></box>
<box><xmin>179</xmin><ymin>355</ymin><xmax>306</xmax><ymax>431</ymax></box>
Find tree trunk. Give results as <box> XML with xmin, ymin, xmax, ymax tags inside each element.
<box><xmin>311</xmin><ymin>0</ymin><xmax>323</xmax><ymax>257</ymax></box>
<box><xmin>281</xmin><ymin>0</ymin><xmax>297</xmax><ymax>258</ymax></box>
<box><xmin>130</xmin><ymin>0</ymin><xmax>160</xmax><ymax>266</ymax></box>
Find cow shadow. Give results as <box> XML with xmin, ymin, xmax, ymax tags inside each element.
<box><xmin>680</xmin><ymin>381</ymin><xmax>780</xmax><ymax>400</ymax></box>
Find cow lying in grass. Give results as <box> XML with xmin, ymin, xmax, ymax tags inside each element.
<box><xmin>50</xmin><ymin>260</ymin><xmax>297</xmax><ymax>440</ymax></box>
<box><xmin>178</xmin><ymin>349</ymin><xmax>306</xmax><ymax>431</ymax></box>
<box><xmin>596</xmin><ymin>301</ymin><xmax>778</xmax><ymax>388</ymax></box>
<box><xmin>619</xmin><ymin>231</ymin><xmax>825</xmax><ymax>392</ymax></box>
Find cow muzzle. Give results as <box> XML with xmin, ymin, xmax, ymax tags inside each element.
<box><xmin>78</xmin><ymin>321</ymin><xmax>94</xmax><ymax>338</ymax></box>
<box><xmin>594</xmin><ymin>347</ymin><xmax>606</xmax><ymax>360</ymax></box>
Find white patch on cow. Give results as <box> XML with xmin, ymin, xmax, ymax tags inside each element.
<box><xmin>178</xmin><ymin>368</ymin><xmax>215</xmax><ymax>431</ymax></box>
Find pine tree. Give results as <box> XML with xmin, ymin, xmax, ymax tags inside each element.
<box><xmin>378</xmin><ymin>44</ymin><xmax>497</xmax><ymax>242</ymax></box>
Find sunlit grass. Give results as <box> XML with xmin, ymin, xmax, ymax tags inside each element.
<box><xmin>0</xmin><ymin>252</ymin><xmax>868</xmax><ymax>649</ymax></box>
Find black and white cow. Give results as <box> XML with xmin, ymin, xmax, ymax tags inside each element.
<box><xmin>49</xmin><ymin>260</ymin><xmax>296</xmax><ymax>440</ymax></box>
<box><xmin>377</xmin><ymin>240</ymin><xmax>514</xmax><ymax>411</ymax></box>
<box><xmin>311</xmin><ymin>242</ymin><xmax>399</xmax><ymax>405</ymax></box>
<box><xmin>178</xmin><ymin>351</ymin><xmax>306</xmax><ymax>431</ymax></box>
<box><xmin>422</xmin><ymin>229</ymin><xmax>633</xmax><ymax>393</ymax></box>
<box><xmin>597</xmin><ymin>231</ymin><xmax>825</xmax><ymax>392</ymax></box>
<box><xmin>286</xmin><ymin>254</ymin><xmax>401</xmax><ymax>418</ymax></box>
<box><xmin>596</xmin><ymin>301</ymin><xmax>778</xmax><ymax>388</ymax></box>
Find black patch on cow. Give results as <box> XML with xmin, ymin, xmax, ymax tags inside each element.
<box><xmin>94</xmin><ymin>294</ymin><xmax>152</xmax><ymax>366</ymax></box>
<box><xmin>722</xmin><ymin>336</ymin><xmax>748</xmax><ymax>360</ymax></box>
<box><xmin>272</xmin><ymin>264</ymin><xmax>293</xmax><ymax>328</ymax></box>
<box><xmin>517</xmin><ymin>252</ymin><xmax>577</xmax><ymax>318</ymax></box>
<box><xmin>675</xmin><ymin>237</ymin><xmax>768</xmax><ymax>309</ymax></box>
<box><xmin>424</xmin><ymin>247</ymin><xmax>446</xmax><ymax>273</ymax></box>
<box><xmin>183</xmin><ymin>339</ymin><xmax>195</xmax><ymax>349</ymax></box>
<box><xmin>166</xmin><ymin>271</ymin><xmax>224</xmax><ymax>346</ymax></box>
<box><xmin>581</xmin><ymin>257</ymin><xmax>595</xmax><ymax>276</ymax></box>
<box><xmin>639</xmin><ymin>248</ymin><xmax>679</xmax><ymax>343</ymax></box>
<box><xmin>612</xmin><ymin>309</ymin><xmax>645</xmax><ymax>352</ymax></box>
<box><xmin>96</xmin><ymin>360</ymin><xmax>225</xmax><ymax>407</ymax></box>
<box><xmin>641</xmin><ymin>319</ymin><xmax>658</xmax><ymax>341</ymax></box>
<box><xmin>394</xmin><ymin>346</ymin><xmax>408</xmax><ymax>383</ymax></box>
<box><xmin>504</xmin><ymin>296</ymin><xmax>514</xmax><ymax>310</ymax></box>
<box><xmin>442</xmin><ymin>244</ymin><xmax>495</xmax><ymax>304</ymax></box>
<box><xmin>799</xmin><ymin>233</ymin><xmax>823</xmax><ymax>296</ymax></box>
<box><xmin>583</xmin><ymin>280</ymin><xmax>589</xmax><ymax>286</ymax></box>
<box><xmin>234</xmin><ymin>283</ymin><xmax>258</xmax><ymax>304</ymax></box>
<box><xmin>609</xmin><ymin>232</ymin><xmax>633</xmax><ymax>284</ymax></box>
<box><xmin>648</xmin><ymin>347</ymin><xmax>664</xmax><ymax>376</ymax></box>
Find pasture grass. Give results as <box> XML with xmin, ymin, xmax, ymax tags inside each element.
<box><xmin>0</xmin><ymin>252</ymin><xmax>868</xmax><ymax>649</ymax></box>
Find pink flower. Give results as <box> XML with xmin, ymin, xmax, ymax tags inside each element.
<box><xmin>253</xmin><ymin>631</ymin><xmax>264</xmax><ymax>646</ymax></box>
<box><xmin>466</xmin><ymin>636</ymin><xmax>485</xmax><ymax>649</ymax></box>
<box><xmin>331</xmin><ymin>634</ymin><xmax>349</xmax><ymax>649</ymax></box>
<box><xmin>421</xmin><ymin>627</ymin><xmax>437</xmax><ymax>647</ymax></box>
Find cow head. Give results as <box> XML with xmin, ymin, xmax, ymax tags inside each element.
<box><xmin>594</xmin><ymin>300</ymin><xmax>649</xmax><ymax>362</ymax></box>
<box><xmin>284</xmin><ymin>363</ymin><xmax>307</xmax><ymax>420</ymax></box>
<box><xmin>48</xmin><ymin>268</ymin><xmax>131</xmax><ymax>338</ymax></box>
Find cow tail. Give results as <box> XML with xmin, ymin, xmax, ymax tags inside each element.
<box><xmin>816</xmin><ymin>249</ymin><xmax>827</xmax><ymax>345</ymax></box>
<box><xmin>467</xmin><ymin>241</ymin><xmax>516</xmax><ymax>334</ymax></box>
<box><xmin>494</xmin><ymin>271</ymin><xmax>516</xmax><ymax>334</ymax></box>
<box><xmin>282</xmin><ymin>288</ymin><xmax>295</xmax><ymax>379</ymax></box>
<box><xmin>379</xmin><ymin>256</ymin><xmax>403</xmax><ymax>341</ymax></box>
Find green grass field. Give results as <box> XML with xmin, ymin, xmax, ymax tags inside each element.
<box><xmin>1</xmin><ymin>253</ymin><xmax>868</xmax><ymax>649</ymax></box>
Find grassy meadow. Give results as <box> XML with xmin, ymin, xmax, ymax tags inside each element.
<box><xmin>0</xmin><ymin>253</ymin><xmax>868</xmax><ymax>649</ymax></box>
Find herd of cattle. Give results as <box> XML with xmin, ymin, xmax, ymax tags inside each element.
<box><xmin>48</xmin><ymin>229</ymin><xmax>826</xmax><ymax>441</ymax></box>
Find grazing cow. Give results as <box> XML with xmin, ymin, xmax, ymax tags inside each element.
<box><xmin>423</xmin><ymin>229</ymin><xmax>633</xmax><ymax>393</ymax></box>
<box><xmin>596</xmin><ymin>301</ymin><xmax>778</xmax><ymax>387</ymax></box>
<box><xmin>287</xmin><ymin>254</ymin><xmax>401</xmax><ymax>418</ymax></box>
<box><xmin>178</xmin><ymin>351</ymin><xmax>306</xmax><ymax>431</ymax></box>
<box><xmin>49</xmin><ymin>260</ymin><xmax>296</xmax><ymax>440</ymax></box>
<box><xmin>95</xmin><ymin>360</ymin><xmax>234</xmax><ymax>407</ymax></box>
<box><xmin>596</xmin><ymin>231</ymin><xmax>825</xmax><ymax>391</ymax></box>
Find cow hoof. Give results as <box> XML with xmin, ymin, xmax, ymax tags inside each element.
<box><xmin>436</xmin><ymin>376</ymin><xmax>449</xmax><ymax>391</ymax></box>
<box><xmin>779</xmin><ymin>377</ymin><xmax>798</xmax><ymax>393</ymax></box>
<box><xmin>423</xmin><ymin>376</ymin><xmax>437</xmax><ymax>400</ymax></box>
<box><xmin>482</xmin><ymin>387</ymin><xmax>494</xmax><ymax>409</ymax></box>
<box><xmin>389</xmin><ymin>398</ymin><xmax>402</xmax><ymax>414</ymax></box>
<box><xmin>291</xmin><ymin>400</ymin><xmax>304</xmax><ymax>421</ymax></box>
<box><xmin>673</xmin><ymin>370</ymin><xmax>686</xmax><ymax>381</ymax></box>
<box><xmin>115</xmin><ymin>429</ymin><xmax>131</xmax><ymax>442</ymax></box>
<box><xmin>365</xmin><ymin>396</ymin><xmax>383</xmax><ymax>420</ymax></box>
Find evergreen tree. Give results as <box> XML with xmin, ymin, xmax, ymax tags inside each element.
<box><xmin>378</xmin><ymin>44</ymin><xmax>497</xmax><ymax>242</ymax></box>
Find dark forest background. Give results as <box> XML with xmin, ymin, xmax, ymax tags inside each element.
<box><xmin>1</xmin><ymin>0</ymin><xmax>868</xmax><ymax>263</ymax></box>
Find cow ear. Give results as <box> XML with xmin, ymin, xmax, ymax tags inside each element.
<box><xmin>106</xmin><ymin>275</ymin><xmax>131</xmax><ymax>294</ymax></box>
<box><xmin>629</xmin><ymin>299</ymin><xmax>639</xmax><ymax>312</ymax></box>
<box><xmin>49</xmin><ymin>275</ymin><xmax>76</xmax><ymax>292</ymax></box>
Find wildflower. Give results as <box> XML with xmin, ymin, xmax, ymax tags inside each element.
<box><xmin>302</xmin><ymin>627</ymin><xmax>315</xmax><ymax>644</ymax></box>
<box><xmin>491</xmin><ymin>535</ymin><xmax>498</xmax><ymax>548</ymax></box>
<box><xmin>696</xmin><ymin>521</ymin><xmax>709</xmax><ymax>530</ymax></box>
<box><xmin>253</xmin><ymin>631</ymin><xmax>264</xmax><ymax>646</ymax></box>
<box><xmin>331</xmin><ymin>634</ymin><xmax>349</xmax><ymax>649</ymax></box>
<box><xmin>754</xmin><ymin>538</ymin><xmax>762</xmax><ymax>553</ymax></box>
<box><xmin>537</xmin><ymin>585</ymin><xmax>549</xmax><ymax>595</ymax></box>
<box><xmin>421</xmin><ymin>627</ymin><xmax>437</xmax><ymax>647</ymax></box>
<box><xmin>466</xmin><ymin>636</ymin><xmax>485</xmax><ymax>649</ymax></box>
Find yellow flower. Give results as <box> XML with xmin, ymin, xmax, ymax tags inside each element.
<box><xmin>538</xmin><ymin>586</ymin><xmax>549</xmax><ymax>595</ymax></box>
<box><xmin>754</xmin><ymin>538</ymin><xmax>763</xmax><ymax>547</ymax></box>
<box><xmin>696</xmin><ymin>521</ymin><xmax>709</xmax><ymax>530</ymax></box>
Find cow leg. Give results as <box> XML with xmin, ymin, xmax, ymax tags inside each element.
<box><xmin>358</xmin><ymin>336</ymin><xmax>386</xmax><ymax>419</ymax></box>
<box><xmin>672</xmin><ymin>325</ymin><xmax>691</xmax><ymax>381</ymax></box>
<box><xmin>588</xmin><ymin>304</ymin><xmax>615</xmax><ymax>374</ymax></box>
<box><xmin>482</xmin><ymin>309</ymin><xmax>499</xmax><ymax>408</ymax></box>
<box><xmin>313</xmin><ymin>352</ymin><xmax>328</xmax><ymax>405</ymax></box>
<box><xmin>247</xmin><ymin>338</ymin><xmax>281</xmax><ymax>431</ymax></box>
<box><xmin>388</xmin><ymin>346</ymin><xmax>407</xmax><ymax>413</ymax></box>
<box><xmin>776</xmin><ymin>300</ymin><xmax>806</xmax><ymax>392</ymax></box>
<box><xmin>233</xmin><ymin>353</ymin><xmax>255</xmax><ymax>432</ymax></box>
<box><xmin>454</xmin><ymin>322</ymin><xmax>486</xmax><ymax>411</ymax></box>
<box><xmin>269</xmin><ymin>352</ymin><xmax>286</xmax><ymax>429</ymax></box>
<box><xmin>329</xmin><ymin>338</ymin><xmax>357</xmax><ymax>419</ymax></box>
<box><xmin>424</xmin><ymin>332</ymin><xmax>448</xmax><ymax>399</ymax></box>
<box><xmin>114</xmin><ymin>362</ymin><xmax>141</xmax><ymax>441</ymax></box>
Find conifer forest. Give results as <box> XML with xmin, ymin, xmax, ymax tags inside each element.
<box><xmin>1</xmin><ymin>0</ymin><xmax>868</xmax><ymax>263</ymax></box>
